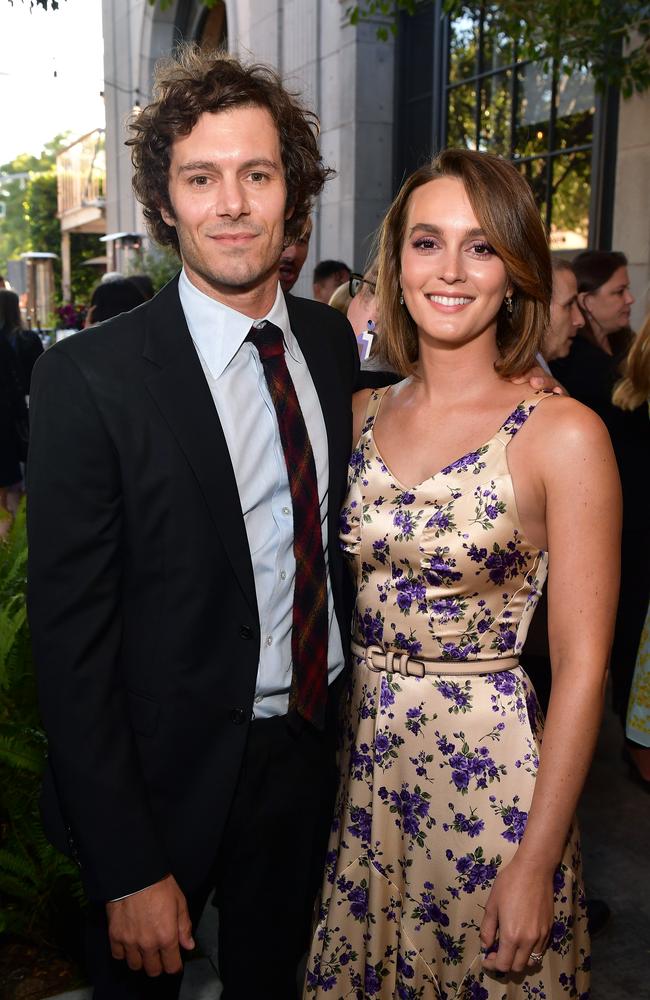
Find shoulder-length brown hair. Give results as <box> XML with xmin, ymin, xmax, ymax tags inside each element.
<box><xmin>126</xmin><ymin>44</ymin><xmax>332</xmax><ymax>254</ymax></box>
<box><xmin>612</xmin><ymin>312</ymin><xmax>650</xmax><ymax>411</ymax></box>
<box><xmin>377</xmin><ymin>148</ymin><xmax>551</xmax><ymax>378</ymax></box>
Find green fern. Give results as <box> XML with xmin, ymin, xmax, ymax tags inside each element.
<box><xmin>0</xmin><ymin>500</ymin><xmax>85</xmax><ymax>948</ymax></box>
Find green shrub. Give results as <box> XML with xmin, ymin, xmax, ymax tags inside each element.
<box><xmin>0</xmin><ymin>501</ymin><xmax>84</xmax><ymax>945</ymax></box>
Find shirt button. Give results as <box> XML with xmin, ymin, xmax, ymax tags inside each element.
<box><xmin>229</xmin><ymin>708</ymin><xmax>247</xmax><ymax>725</ymax></box>
<box><xmin>265</xmin><ymin>635</ymin><xmax>273</xmax><ymax>647</ymax></box>
<box><xmin>282</xmin><ymin>506</ymin><xmax>291</xmax><ymax>516</ymax></box>
<box><xmin>254</xmin><ymin>695</ymin><xmax>263</xmax><ymax>704</ymax></box>
<box><xmin>280</xmin><ymin>570</ymin><xmax>287</xmax><ymax>580</ymax></box>
<box><xmin>239</xmin><ymin>624</ymin><xmax>254</xmax><ymax>640</ymax></box>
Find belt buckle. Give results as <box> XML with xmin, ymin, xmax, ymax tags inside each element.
<box><xmin>365</xmin><ymin>644</ymin><xmax>384</xmax><ymax>672</ymax></box>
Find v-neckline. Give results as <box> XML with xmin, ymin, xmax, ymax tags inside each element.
<box><xmin>369</xmin><ymin>386</ymin><xmax>528</xmax><ymax>493</ymax></box>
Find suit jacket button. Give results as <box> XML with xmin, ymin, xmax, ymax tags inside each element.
<box><xmin>230</xmin><ymin>708</ymin><xmax>247</xmax><ymax>725</ymax></box>
<box><xmin>239</xmin><ymin>625</ymin><xmax>254</xmax><ymax>640</ymax></box>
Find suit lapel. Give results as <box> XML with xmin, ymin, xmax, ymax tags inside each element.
<box><xmin>142</xmin><ymin>278</ymin><xmax>258</xmax><ymax>617</ymax></box>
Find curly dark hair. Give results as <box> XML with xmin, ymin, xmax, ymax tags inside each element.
<box><xmin>127</xmin><ymin>44</ymin><xmax>332</xmax><ymax>254</ymax></box>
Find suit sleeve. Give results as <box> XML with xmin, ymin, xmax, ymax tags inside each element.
<box><xmin>27</xmin><ymin>346</ymin><xmax>170</xmax><ymax>901</ymax></box>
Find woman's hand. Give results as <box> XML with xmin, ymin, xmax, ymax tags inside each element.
<box><xmin>480</xmin><ymin>855</ymin><xmax>553</xmax><ymax>975</ymax></box>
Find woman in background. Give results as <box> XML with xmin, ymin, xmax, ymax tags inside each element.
<box><xmin>613</xmin><ymin>313</ymin><xmax>650</xmax><ymax>786</ymax></box>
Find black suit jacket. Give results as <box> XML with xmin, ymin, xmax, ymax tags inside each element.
<box><xmin>26</xmin><ymin>276</ymin><xmax>359</xmax><ymax>901</ymax></box>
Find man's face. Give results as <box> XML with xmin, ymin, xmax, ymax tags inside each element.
<box><xmin>545</xmin><ymin>268</ymin><xmax>584</xmax><ymax>361</ymax></box>
<box><xmin>162</xmin><ymin>105</ymin><xmax>290</xmax><ymax>311</ymax></box>
<box><xmin>313</xmin><ymin>269</ymin><xmax>350</xmax><ymax>304</ymax></box>
<box><xmin>278</xmin><ymin>219</ymin><xmax>312</xmax><ymax>293</ymax></box>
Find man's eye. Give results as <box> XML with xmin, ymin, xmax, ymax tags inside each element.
<box><xmin>249</xmin><ymin>172</ymin><xmax>268</xmax><ymax>182</ymax></box>
<box><xmin>190</xmin><ymin>176</ymin><xmax>209</xmax><ymax>186</ymax></box>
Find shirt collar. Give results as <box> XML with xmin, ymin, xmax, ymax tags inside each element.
<box><xmin>178</xmin><ymin>268</ymin><xmax>299</xmax><ymax>380</ymax></box>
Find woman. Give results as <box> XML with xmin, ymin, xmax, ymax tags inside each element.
<box><xmin>613</xmin><ymin>314</ymin><xmax>650</xmax><ymax>785</ymax></box>
<box><xmin>551</xmin><ymin>253</ymin><xmax>650</xmax><ymax>738</ymax></box>
<box><xmin>304</xmin><ymin>150</ymin><xmax>621</xmax><ymax>998</ymax></box>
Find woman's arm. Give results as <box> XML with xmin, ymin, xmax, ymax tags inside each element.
<box><xmin>481</xmin><ymin>398</ymin><xmax>622</xmax><ymax>974</ymax></box>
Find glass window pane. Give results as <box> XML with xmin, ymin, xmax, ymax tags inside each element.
<box><xmin>555</xmin><ymin>68</ymin><xmax>595</xmax><ymax>153</ymax></box>
<box><xmin>549</xmin><ymin>151</ymin><xmax>591</xmax><ymax>250</ymax></box>
<box><xmin>479</xmin><ymin>70</ymin><xmax>512</xmax><ymax>155</ymax></box>
<box><xmin>517</xmin><ymin>157</ymin><xmax>548</xmax><ymax>229</ymax></box>
<box><xmin>447</xmin><ymin>82</ymin><xmax>478</xmax><ymax>149</ymax></box>
<box><xmin>449</xmin><ymin>6</ymin><xmax>478</xmax><ymax>83</ymax></box>
<box><xmin>402</xmin><ymin>95</ymin><xmax>434</xmax><ymax>177</ymax></box>
<box><xmin>513</xmin><ymin>62</ymin><xmax>552</xmax><ymax>156</ymax></box>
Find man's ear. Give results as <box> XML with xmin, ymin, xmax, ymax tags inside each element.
<box><xmin>160</xmin><ymin>204</ymin><xmax>175</xmax><ymax>228</ymax></box>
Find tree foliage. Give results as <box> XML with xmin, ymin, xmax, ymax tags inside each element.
<box><xmin>348</xmin><ymin>0</ymin><xmax>650</xmax><ymax>97</ymax></box>
<box><xmin>0</xmin><ymin>136</ymin><xmax>101</xmax><ymax>309</ymax></box>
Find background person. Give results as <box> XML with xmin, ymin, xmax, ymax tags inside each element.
<box><xmin>613</xmin><ymin>312</ymin><xmax>650</xmax><ymax>787</ymax></box>
<box><xmin>551</xmin><ymin>251</ymin><xmax>650</xmax><ymax>743</ymax></box>
<box><xmin>305</xmin><ymin>149</ymin><xmax>621</xmax><ymax>998</ymax></box>
<box><xmin>84</xmin><ymin>276</ymin><xmax>147</xmax><ymax>327</ymax></box>
<box><xmin>278</xmin><ymin>217</ymin><xmax>312</xmax><ymax>294</ymax></box>
<box><xmin>0</xmin><ymin>288</ymin><xmax>44</xmax><ymax>396</ymax></box>
<box><xmin>312</xmin><ymin>258</ymin><xmax>350</xmax><ymax>303</ymax></box>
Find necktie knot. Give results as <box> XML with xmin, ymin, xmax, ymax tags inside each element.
<box><xmin>247</xmin><ymin>321</ymin><xmax>285</xmax><ymax>361</ymax></box>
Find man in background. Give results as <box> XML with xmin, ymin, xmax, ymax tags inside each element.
<box><xmin>278</xmin><ymin>217</ymin><xmax>312</xmax><ymax>294</ymax></box>
<box><xmin>312</xmin><ymin>259</ymin><xmax>350</xmax><ymax>303</ymax></box>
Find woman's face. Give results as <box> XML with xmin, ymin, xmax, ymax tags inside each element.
<box><xmin>346</xmin><ymin>281</ymin><xmax>378</xmax><ymax>335</ymax></box>
<box><xmin>399</xmin><ymin>176</ymin><xmax>510</xmax><ymax>349</ymax></box>
<box><xmin>581</xmin><ymin>265</ymin><xmax>635</xmax><ymax>335</ymax></box>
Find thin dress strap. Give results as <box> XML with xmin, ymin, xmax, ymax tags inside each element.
<box><xmin>358</xmin><ymin>386</ymin><xmax>391</xmax><ymax>440</ymax></box>
<box><xmin>493</xmin><ymin>389</ymin><xmax>556</xmax><ymax>447</ymax></box>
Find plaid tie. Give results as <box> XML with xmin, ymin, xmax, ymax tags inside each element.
<box><xmin>247</xmin><ymin>321</ymin><xmax>329</xmax><ymax>728</ymax></box>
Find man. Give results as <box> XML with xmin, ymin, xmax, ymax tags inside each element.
<box><xmin>27</xmin><ymin>47</ymin><xmax>358</xmax><ymax>1000</ymax></box>
<box><xmin>312</xmin><ymin>258</ymin><xmax>350</xmax><ymax>303</ymax></box>
<box><xmin>541</xmin><ymin>257</ymin><xmax>584</xmax><ymax>365</ymax></box>
<box><xmin>278</xmin><ymin>216</ymin><xmax>312</xmax><ymax>293</ymax></box>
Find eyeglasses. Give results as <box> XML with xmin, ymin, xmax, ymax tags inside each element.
<box><xmin>349</xmin><ymin>273</ymin><xmax>376</xmax><ymax>298</ymax></box>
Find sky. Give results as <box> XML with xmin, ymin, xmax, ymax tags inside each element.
<box><xmin>0</xmin><ymin>0</ymin><xmax>105</xmax><ymax>167</ymax></box>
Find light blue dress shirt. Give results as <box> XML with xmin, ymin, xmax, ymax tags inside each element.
<box><xmin>178</xmin><ymin>269</ymin><xmax>345</xmax><ymax>718</ymax></box>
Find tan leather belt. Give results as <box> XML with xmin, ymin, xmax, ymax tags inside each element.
<box><xmin>351</xmin><ymin>641</ymin><xmax>519</xmax><ymax>678</ymax></box>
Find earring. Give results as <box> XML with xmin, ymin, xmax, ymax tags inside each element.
<box><xmin>399</xmin><ymin>291</ymin><xmax>404</xmax><ymax>306</ymax></box>
<box><xmin>505</xmin><ymin>294</ymin><xmax>513</xmax><ymax>316</ymax></box>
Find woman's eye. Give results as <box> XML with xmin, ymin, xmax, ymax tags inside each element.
<box><xmin>413</xmin><ymin>237</ymin><xmax>438</xmax><ymax>251</ymax></box>
<box><xmin>470</xmin><ymin>242</ymin><xmax>494</xmax><ymax>256</ymax></box>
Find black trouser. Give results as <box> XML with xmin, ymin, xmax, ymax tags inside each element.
<box><xmin>86</xmin><ymin>687</ymin><xmax>342</xmax><ymax>1000</ymax></box>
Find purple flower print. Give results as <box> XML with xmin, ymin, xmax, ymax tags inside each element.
<box><xmin>422</xmin><ymin>547</ymin><xmax>463</xmax><ymax>587</ymax></box>
<box><xmin>500</xmin><ymin>804</ymin><xmax>528</xmax><ymax>843</ymax></box>
<box><xmin>395</xmin><ymin>573</ymin><xmax>427</xmax><ymax>613</ymax></box>
<box><xmin>393</xmin><ymin>509</ymin><xmax>415</xmax><ymax>538</ymax></box>
<box><xmin>477</xmin><ymin>618</ymin><xmax>490</xmax><ymax>634</ymax></box>
<box><xmin>503</xmin><ymin>402</ymin><xmax>532</xmax><ymax>436</ymax></box>
<box><xmin>347</xmin><ymin>883</ymin><xmax>368</xmax><ymax>920</ymax></box>
<box><xmin>396</xmin><ymin>953</ymin><xmax>414</xmax><ymax>979</ymax></box>
<box><xmin>485</xmin><ymin>504</ymin><xmax>500</xmax><ymax>520</ymax></box>
<box><xmin>398</xmin><ymin>490</ymin><xmax>416</xmax><ymax>505</ymax></box>
<box><xmin>431</xmin><ymin>596</ymin><xmax>464</xmax><ymax>622</ymax></box>
<box><xmin>441</xmin><ymin>446</ymin><xmax>488</xmax><ymax>476</ymax></box>
<box><xmin>364</xmin><ymin>963</ymin><xmax>382</xmax><ymax>995</ymax></box>
<box><xmin>358</xmin><ymin>608</ymin><xmax>384</xmax><ymax>646</ymax></box>
<box><xmin>553</xmin><ymin>867</ymin><xmax>566</xmax><ymax>895</ymax></box>
<box><xmin>483</xmin><ymin>540</ymin><xmax>529</xmax><ymax>585</ymax></box>
<box><xmin>491</xmin><ymin>625</ymin><xmax>517</xmax><ymax>654</ymax></box>
<box><xmin>388</xmin><ymin>783</ymin><xmax>430</xmax><ymax>837</ymax></box>
<box><xmin>380</xmin><ymin>675</ymin><xmax>395</xmax><ymax>710</ymax></box>
<box><xmin>443</xmin><ymin>808</ymin><xmax>485</xmax><ymax>838</ymax></box>
<box><xmin>348</xmin><ymin>805</ymin><xmax>371</xmax><ymax>842</ymax></box>
<box><xmin>372</xmin><ymin>536</ymin><xmax>389</xmax><ymax>564</ymax></box>
<box><xmin>349</xmin><ymin>446</ymin><xmax>365</xmax><ymax>475</ymax></box>
<box><xmin>468</xmin><ymin>980</ymin><xmax>489</xmax><ymax>1000</ymax></box>
<box><xmin>411</xmin><ymin>886</ymin><xmax>450</xmax><ymax>929</ymax></box>
<box><xmin>435</xmin><ymin>679</ymin><xmax>472</xmax><ymax>712</ymax></box>
<box><xmin>489</xmin><ymin>670</ymin><xmax>517</xmax><ymax>695</ymax></box>
<box><xmin>452</xmin><ymin>847</ymin><xmax>500</xmax><ymax>894</ymax></box>
<box><xmin>434</xmin><ymin>928</ymin><xmax>465</xmax><ymax>964</ymax></box>
<box><xmin>393</xmin><ymin>631</ymin><xmax>423</xmax><ymax>656</ymax></box>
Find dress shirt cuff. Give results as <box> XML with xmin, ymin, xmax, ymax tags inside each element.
<box><xmin>109</xmin><ymin>874</ymin><xmax>170</xmax><ymax>903</ymax></box>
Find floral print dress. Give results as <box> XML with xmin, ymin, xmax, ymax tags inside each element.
<box><xmin>304</xmin><ymin>388</ymin><xmax>590</xmax><ymax>1000</ymax></box>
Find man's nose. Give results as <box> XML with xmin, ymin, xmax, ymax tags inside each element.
<box><xmin>571</xmin><ymin>303</ymin><xmax>584</xmax><ymax>328</ymax></box>
<box><xmin>215</xmin><ymin>176</ymin><xmax>249</xmax><ymax>218</ymax></box>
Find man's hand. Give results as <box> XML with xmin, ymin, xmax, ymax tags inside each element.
<box><xmin>106</xmin><ymin>874</ymin><xmax>195</xmax><ymax>976</ymax></box>
<box><xmin>511</xmin><ymin>365</ymin><xmax>566</xmax><ymax>395</ymax></box>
